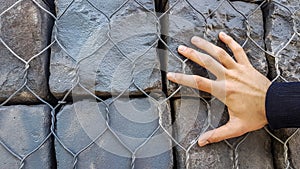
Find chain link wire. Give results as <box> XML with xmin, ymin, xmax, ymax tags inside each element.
<box><xmin>0</xmin><ymin>0</ymin><xmax>299</xmax><ymax>169</ymax></box>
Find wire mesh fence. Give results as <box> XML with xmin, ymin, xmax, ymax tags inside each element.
<box><xmin>0</xmin><ymin>0</ymin><xmax>299</xmax><ymax>169</ymax></box>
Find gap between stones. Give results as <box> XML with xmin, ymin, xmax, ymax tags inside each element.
<box><xmin>45</xmin><ymin>1</ymin><xmax>58</xmax><ymax>168</ymax></box>
<box><xmin>154</xmin><ymin>0</ymin><xmax>180</xmax><ymax>168</ymax></box>
<box><xmin>261</xmin><ymin>1</ymin><xmax>284</xmax><ymax>169</ymax></box>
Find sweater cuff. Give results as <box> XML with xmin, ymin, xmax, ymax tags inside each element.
<box><xmin>265</xmin><ymin>82</ymin><xmax>300</xmax><ymax>129</ymax></box>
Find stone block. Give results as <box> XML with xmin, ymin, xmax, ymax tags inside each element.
<box><xmin>264</xmin><ymin>1</ymin><xmax>300</xmax><ymax>168</ymax></box>
<box><xmin>173</xmin><ymin>98</ymin><xmax>273</xmax><ymax>169</ymax></box>
<box><xmin>0</xmin><ymin>105</ymin><xmax>52</xmax><ymax>168</ymax></box>
<box><xmin>165</xmin><ymin>0</ymin><xmax>267</xmax><ymax>97</ymax></box>
<box><xmin>55</xmin><ymin>99</ymin><xmax>173</xmax><ymax>169</ymax></box>
<box><xmin>50</xmin><ymin>0</ymin><xmax>161</xmax><ymax>99</ymax></box>
<box><xmin>288</xmin><ymin>130</ymin><xmax>300</xmax><ymax>169</ymax></box>
<box><xmin>264</xmin><ymin>0</ymin><xmax>300</xmax><ymax>81</ymax></box>
<box><xmin>270</xmin><ymin>128</ymin><xmax>300</xmax><ymax>169</ymax></box>
<box><xmin>0</xmin><ymin>0</ymin><xmax>53</xmax><ymax>103</ymax></box>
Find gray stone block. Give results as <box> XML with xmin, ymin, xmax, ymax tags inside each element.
<box><xmin>264</xmin><ymin>0</ymin><xmax>300</xmax><ymax>81</ymax></box>
<box><xmin>55</xmin><ymin>99</ymin><xmax>173</xmax><ymax>169</ymax></box>
<box><xmin>288</xmin><ymin>130</ymin><xmax>300</xmax><ymax>169</ymax></box>
<box><xmin>0</xmin><ymin>0</ymin><xmax>53</xmax><ymax>103</ymax></box>
<box><xmin>165</xmin><ymin>0</ymin><xmax>267</xmax><ymax>97</ymax></box>
<box><xmin>50</xmin><ymin>0</ymin><xmax>161</xmax><ymax>99</ymax></box>
<box><xmin>264</xmin><ymin>1</ymin><xmax>300</xmax><ymax>168</ymax></box>
<box><xmin>0</xmin><ymin>105</ymin><xmax>52</xmax><ymax>169</ymax></box>
<box><xmin>270</xmin><ymin>128</ymin><xmax>300</xmax><ymax>169</ymax></box>
<box><xmin>173</xmin><ymin>98</ymin><xmax>273</xmax><ymax>169</ymax></box>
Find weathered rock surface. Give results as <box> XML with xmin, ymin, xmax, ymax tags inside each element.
<box><xmin>264</xmin><ymin>0</ymin><xmax>300</xmax><ymax>81</ymax></box>
<box><xmin>50</xmin><ymin>0</ymin><xmax>161</xmax><ymax>99</ymax></box>
<box><xmin>173</xmin><ymin>98</ymin><xmax>273</xmax><ymax>169</ymax></box>
<box><xmin>0</xmin><ymin>0</ymin><xmax>53</xmax><ymax>103</ymax></box>
<box><xmin>55</xmin><ymin>99</ymin><xmax>173</xmax><ymax>169</ymax></box>
<box><xmin>165</xmin><ymin>0</ymin><xmax>267</xmax><ymax>97</ymax></box>
<box><xmin>287</xmin><ymin>130</ymin><xmax>300</xmax><ymax>169</ymax></box>
<box><xmin>264</xmin><ymin>1</ymin><xmax>300</xmax><ymax>168</ymax></box>
<box><xmin>270</xmin><ymin>128</ymin><xmax>300</xmax><ymax>169</ymax></box>
<box><xmin>0</xmin><ymin>105</ymin><xmax>52</xmax><ymax>168</ymax></box>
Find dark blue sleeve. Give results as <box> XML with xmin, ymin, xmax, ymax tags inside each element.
<box><xmin>265</xmin><ymin>82</ymin><xmax>300</xmax><ymax>129</ymax></box>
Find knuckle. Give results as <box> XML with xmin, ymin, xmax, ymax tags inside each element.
<box><xmin>215</xmin><ymin>48</ymin><xmax>227</xmax><ymax>57</ymax></box>
<box><xmin>227</xmin><ymin>36</ymin><xmax>235</xmax><ymax>44</ymax></box>
<box><xmin>207</xmin><ymin>129</ymin><xmax>223</xmax><ymax>143</ymax></box>
<box><xmin>233</xmin><ymin>45</ymin><xmax>244</xmax><ymax>53</ymax></box>
<box><xmin>187</xmin><ymin>48</ymin><xmax>197</xmax><ymax>56</ymax></box>
<box><xmin>238</xmin><ymin>64</ymin><xmax>249</xmax><ymax>71</ymax></box>
<box><xmin>202</xmin><ymin>56</ymin><xmax>214</xmax><ymax>67</ymax></box>
<box><xmin>225</xmin><ymin>83</ymin><xmax>236</xmax><ymax>97</ymax></box>
<box><xmin>194</xmin><ymin>76</ymin><xmax>202</xmax><ymax>88</ymax></box>
<box><xmin>227</xmin><ymin>36</ymin><xmax>234</xmax><ymax>43</ymax></box>
<box><xmin>208</xmin><ymin>135</ymin><xmax>221</xmax><ymax>143</ymax></box>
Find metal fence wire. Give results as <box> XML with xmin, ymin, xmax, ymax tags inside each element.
<box><xmin>0</xmin><ymin>0</ymin><xmax>299</xmax><ymax>169</ymax></box>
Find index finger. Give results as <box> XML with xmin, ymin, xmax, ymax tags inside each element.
<box><xmin>177</xmin><ymin>45</ymin><xmax>227</xmax><ymax>78</ymax></box>
<box><xmin>167</xmin><ymin>72</ymin><xmax>214</xmax><ymax>93</ymax></box>
<box><xmin>191</xmin><ymin>36</ymin><xmax>237</xmax><ymax>69</ymax></box>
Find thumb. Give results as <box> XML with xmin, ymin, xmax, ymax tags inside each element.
<box><xmin>198</xmin><ymin>122</ymin><xmax>246</xmax><ymax>147</ymax></box>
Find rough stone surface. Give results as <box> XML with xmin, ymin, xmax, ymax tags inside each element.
<box><xmin>264</xmin><ymin>0</ymin><xmax>300</xmax><ymax>81</ymax></box>
<box><xmin>0</xmin><ymin>0</ymin><xmax>53</xmax><ymax>103</ymax></box>
<box><xmin>166</xmin><ymin>0</ymin><xmax>267</xmax><ymax>97</ymax></box>
<box><xmin>288</xmin><ymin>130</ymin><xmax>300</xmax><ymax>169</ymax></box>
<box><xmin>264</xmin><ymin>1</ymin><xmax>300</xmax><ymax>168</ymax></box>
<box><xmin>55</xmin><ymin>99</ymin><xmax>173</xmax><ymax>169</ymax></box>
<box><xmin>0</xmin><ymin>105</ymin><xmax>52</xmax><ymax>168</ymax></box>
<box><xmin>50</xmin><ymin>0</ymin><xmax>161</xmax><ymax>99</ymax></box>
<box><xmin>271</xmin><ymin>128</ymin><xmax>300</xmax><ymax>169</ymax></box>
<box><xmin>173</xmin><ymin>98</ymin><xmax>273</xmax><ymax>169</ymax></box>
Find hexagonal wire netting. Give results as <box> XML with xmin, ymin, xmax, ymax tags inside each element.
<box><xmin>0</xmin><ymin>0</ymin><xmax>299</xmax><ymax>169</ymax></box>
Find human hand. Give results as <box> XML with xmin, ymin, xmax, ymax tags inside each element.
<box><xmin>167</xmin><ymin>32</ymin><xmax>271</xmax><ymax>147</ymax></box>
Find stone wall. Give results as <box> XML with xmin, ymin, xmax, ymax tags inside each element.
<box><xmin>0</xmin><ymin>0</ymin><xmax>299</xmax><ymax>168</ymax></box>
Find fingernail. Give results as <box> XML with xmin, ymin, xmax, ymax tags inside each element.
<box><xmin>198</xmin><ymin>140</ymin><xmax>209</xmax><ymax>147</ymax></box>
<box><xmin>191</xmin><ymin>36</ymin><xmax>201</xmax><ymax>43</ymax></box>
<box><xmin>167</xmin><ymin>72</ymin><xmax>175</xmax><ymax>79</ymax></box>
<box><xmin>220</xmin><ymin>32</ymin><xmax>227</xmax><ymax>38</ymax></box>
<box><xmin>178</xmin><ymin>45</ymin><xmax>187</xmax><ymax>52</ymax></box>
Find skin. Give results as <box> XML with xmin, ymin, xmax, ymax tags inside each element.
<box><xmin>167</xmin><ymin>32</ymin><xmax>271</xmax><ymax>147</ymax></box>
